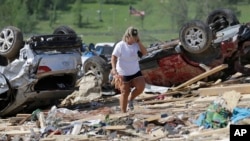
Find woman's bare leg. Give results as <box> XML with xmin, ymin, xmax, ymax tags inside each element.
<box><xmin>119</xmin><ymin>82</ymin><xmax>131</xmax><ymax>113</ymax></box>
<box><xmin>129</xmin><ymin>76</ymin><xmax>145</xmax><ymax>101</ymax></box>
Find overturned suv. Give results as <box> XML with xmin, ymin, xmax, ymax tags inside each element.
<box><xmin>0</xmin><ymin>26</ymin><xmax>82</xmax><ymax>116</ymax></box>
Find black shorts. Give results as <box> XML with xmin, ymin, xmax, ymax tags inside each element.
<box><xmin>122</xmin><ymin>71</ymin><xmax>143</xmax><ymax>82</ymax></box>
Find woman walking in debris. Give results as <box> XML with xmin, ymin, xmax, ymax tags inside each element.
<box><xmin>111</xmin><ymin>26</ymin><xmax>147</xmax><ymax>113</ymax></box>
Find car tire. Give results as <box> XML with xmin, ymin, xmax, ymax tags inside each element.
<box><xmin>83</xmin><ymin>56</ymin><xmax>110</xmax><ymax>85</ymax></box>
<box><xmin>179</xmin><ymin>20</ymin><xmax>213</xmax><ymax>54</ymax></box>
<box><xmin>0</xmin><ymin>26</ymin><xmax>23</xmax><ymax>59</ymax></box>
<box><xmin>53</xmin><ymin>25</ymin><xmax>76</xmax><ymax>35</ymax></box>
<box><xmin>207</xmin><ymin>8</ymin><xmax>239</xmax><ymax>33</ymax></box>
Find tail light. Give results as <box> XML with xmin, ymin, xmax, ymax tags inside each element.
<box><xmin>37</xmin><ymin>66</ymin><xmax>52</xmax><ymax>74</ymax></box>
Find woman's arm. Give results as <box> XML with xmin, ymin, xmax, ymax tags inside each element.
<box><xmin>111</xmin><ymin>55</ymin><xmax>118</xmax><ymax>75</ymax></box>
<box><xmin>138</xmin><ymin>40</ymin><xmax>148</xmax><ymax>56</ymax></box>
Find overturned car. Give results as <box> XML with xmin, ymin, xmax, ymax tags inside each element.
<box><xmin>0</xmin><ymin>26</ymin><xmax>82</xmax><ymax>116</ymax></box>
<box><xmin>140</xmin><ymin>8</ymin><xmax>250</xmax><ymax>87</ymax></box>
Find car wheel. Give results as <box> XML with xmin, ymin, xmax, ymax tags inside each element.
<box><xmin>0</xmin><ymin>26</ymin><xmax>23</xmax><ymax>59</ymax></box>
<box><xmin>207</xmin><ymin>8</ymin><xmax>239</xmax><ymax>33</ymax></box>
<box><xmin>53</xmin><ymin>25</ymin><xmax>76</xmax><ymax>35</ymax></box>
<box><xmin>179</xmin><ymin>20</ymin><xmax>213</xmax><ymax>54</ymax></box>
<box><xmin>83</xmin><ymin>56</ymin><xmax>110</xmax><ymax>85</ymax></box>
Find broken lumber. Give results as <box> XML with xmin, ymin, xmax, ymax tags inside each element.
<box><xmin>41</xmin><ymin>135</ymin><xmax>89</xmax><ymax>141</ymax></box>
<box><xmin>171</xmin><ymin>64</ymin><xmax>228</xmax><ymax>91</ymax></box>
<box><xmin>136</xmin><ymin>91</ymin><xmax>180</xmax><ymax>102</ymax></box>
<box><xmin>141</xmin><ymin>97</ymin><xmax>197</xmax><ymax>105</ymax></box>
<box><xmin>145</xmin><ymin>114</ymin><xmax>168</xmax><ymax>122</ymax></box>
<box><xmin>222</xmin><ymin>90</ymin><xmax>241</xmax><ymax>112</ymax></box>
<box><xmin>19</xmin><ymin>114</ymin><xmax>32</xmax><ymax>125</ymax></box>
<box><xmin>198</xmin><ymin>83</ymin><xmax>250</xmax><ymax>96</ymax></box>
<box><xmin>103</xmin><ymin>125</ymin><xmax>127</xmax><ymax>130</ymax></box>
<box><xmin>188</xmin><ymin>127</ymin><xmax>229</xmax><ymax>139</ymax></box>
<box><xmin>38</xmin><ymin>112</ymin><xmax>46</xmax><ymax>128</ymax></box>
<box><xmin>0</xmin><ymin>128</ymin><xmax>40</xmax><ymax>135</ymax></box>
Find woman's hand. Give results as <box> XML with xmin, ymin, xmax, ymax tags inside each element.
<box><xmin>111</xmin><ymin>68</ymin><xmax>118</xmax><ymax>76</ymax></box>
<box><xmin>135</xmin><ymin>36</ymin><xmax>140</xmax><ymax>42</ymax></box>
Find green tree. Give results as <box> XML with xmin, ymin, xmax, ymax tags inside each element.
<box><xmin>194</xmin><ymin>0</ymin><xmax>240</xmax><ymax>21</ymax></box>
<box><xmin>15</xmin><ymin>0</ymin><xmax>37</xmax><ymax>32</ymax></box>
<box><xmin>26</xmin><ymin>0</ymin><xmax>50</xmax><ymax>20</ymax></box>
<box><xmin>72</xmin><ymin>0</ymin><xmax>83</xmax><ymax>27</ymax></box>
<box><xmin>49</xmin><ymin>0</ymin><xmax>61</xmax><ymax>27</ymax></box>
<box><xmin>138</xmin><ymin>0</ymin><xmax>152</xmax><ymax>29</ymax></box>
<box><xmin>36</xmin><ymin>0</ymin><xmax>49</xmax><ymax>20</ymax></box>
<box><xmin>0</xmin><ymin>0</ymin><xmax>36</xmax><ymax>33</ymax></box>
<box><xmin>163</xmin><ymin>0</ymin><xmax>188</xmax><ymax>30</ymax></box>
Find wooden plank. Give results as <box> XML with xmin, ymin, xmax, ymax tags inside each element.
<box><xmin>198</xmin><ymin>83</ymin><xmax>250</xmax><ymax>96</ymax></box>
<box><xmin>16</xmin><ymin>114</ymin><xmax>31</xmax><ymax>117</ymax></box>
<box><xmin>194</xmin><ymin>94</ymin><xmax>250</xmax><ymax>104</ymax></box>
<box><xmin>46</xmin><ymin>135</ymin><xmax>89</xmax><ymax>141</ymax></box>
<box><xmin>189</xmin><ymin>127</ymin><xmax>229</xmax><ymax>139</ymax></box>
<box><xmin>171</xmin><ymin>64</ymin><xmax>228</xmax><ymax>91</ymax></box>
<box><xmin>38</xmin><ymin>112</ymin><xmax>46</xmax><ymax>128</ymax></box>
<box><xmin>9</xmin><ymin>117</ymin><xmax>25</xmax><ymax>123</ymax></box>
<box><xmin>222</xmin><ymin>90</ymin><xmax>241</xmax><ymax>112</ymax></box>
<box><xmin>103</xmin><ymin>125</ymin><xmax>127</xmax><ymax>130</ymax></box>
<box><xmin>141</xmin><ymin>97</ymin><xmax>197</xmax><ymax>105</ymax></box>
<box><xmin>19</xmin><ymin>114</ymin><xmax>32</xmax><ymax>125</ymax></box>
<box><xmin>117</xmin><ymin>129</ymin><xmax>153</xmax><ymax>140</ymax></box>
<box><xmin>40</xmin><ymin>138</ymin><xmax>56</xmax><ymax>141</ymax></box>
<box><xmin>145</xmin><ymin>114</ymin><xmax>168</xmax><ymax>122</ymax></box>
<box><xmin>241</xmin><ymin>94</ymin><xmax>250</xmax><ymax>101</ymax></box>
<box><xmin>0</xmin><ymin>125</ymin><xmax>35</xmax><ymax>131</ymax></box>
<box><xmin>140</xmin><ymin>103</ymin><xmax>173</xmax><ymax>109</ymax></box>
<box><xmin>193</xmin><ymin>96</ymin><xmax>217</xmax><ymax>103</ymax></box>
<box><xmin>0</xmin><ymin>129</ymin><xmax>40</xmax><ymax>135</ymax></box>
<box><xmin>74</xmin><ymin>113</ymin><xmax>130</xmax><ymax>123</ymax></box>
<box><xmin>136</xmin><ymin>91</ymin><xmax>180</xmax><ymax>101</ymax></box>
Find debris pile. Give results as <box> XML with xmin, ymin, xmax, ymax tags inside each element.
<box><xmin>1</xmin><ymin>65</ymin><xmax>250</xmax><ymax>141</ymax></box>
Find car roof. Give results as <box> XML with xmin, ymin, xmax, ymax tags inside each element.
<box><xmin>95</xmin><ymin>42</ymin><xmax>114</xmax><ymax>48</ymax></box>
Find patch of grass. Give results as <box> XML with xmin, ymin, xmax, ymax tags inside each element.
<box><xmin>35</xmin><ymin>1</ymin><xmax>250</xmax><ymax>46</ymax></box>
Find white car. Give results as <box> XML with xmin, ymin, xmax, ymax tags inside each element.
<box><xmin>0</xmin><ymin>26</ymin><xmax>82</xmax><ymax>116</ymax></box>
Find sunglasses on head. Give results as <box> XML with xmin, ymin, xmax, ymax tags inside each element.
<box><xmin>131</xmin><ymin>29</ymin><xmax>138</xmax><ymax>37</ymax></box>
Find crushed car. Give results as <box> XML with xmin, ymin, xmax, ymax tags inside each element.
<box><xmin>0</xmin><ymin>26</ymin><xmax>82</xmax><ymax>117</ymax></box>
<box><xmin>140</xmin><ymin>8</ymin><xmax>250</xmax><ymax>87</ymax></box>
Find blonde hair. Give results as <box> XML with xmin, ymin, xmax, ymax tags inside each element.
<box><xmin>122</xmin><ymin>26</ymin><xmax>138</xmax><ymax>41</ymax></box>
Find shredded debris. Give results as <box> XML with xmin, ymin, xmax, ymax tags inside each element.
<box><xmin>1</xmin><ymin>70</ymin><xmax>250</xmax><ymax>141</ymax></box>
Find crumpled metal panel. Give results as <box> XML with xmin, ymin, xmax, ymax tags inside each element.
<box><xmin>0</xmin><ymin>59</ymin><xmax>36</xmax><ymax>89</ymax></box>
<box><xmin>0</xmin><ymin>73</ymin><xmax>9</xmax><ymax>94</ymax></box>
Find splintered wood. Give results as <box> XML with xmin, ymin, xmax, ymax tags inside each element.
<box><xmin>1</xmin><ymin>66</ymin><xmax>250</xmax><ymax>141</ymax></box>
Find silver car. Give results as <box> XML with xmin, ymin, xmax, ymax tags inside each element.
<box><xmin>0</xmin><ymin>26</ymin><xmax>82</xmax><ymax>116</ymax></box>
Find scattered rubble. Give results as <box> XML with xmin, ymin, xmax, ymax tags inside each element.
<box><xmin>1</xmin><ymin>65</ymin><xmax>250</xmax><ymax>141</ymax></box>
<box><xmin>61</xmin><ymin>71</ymin><xmax>103</xmax><ymax>107</ymax></box>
